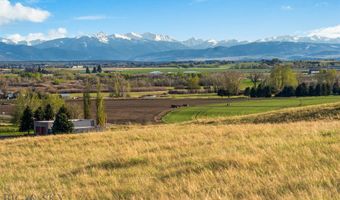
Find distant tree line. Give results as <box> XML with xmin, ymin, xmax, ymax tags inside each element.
<box><xmin>243</xmin><ymin>66</ymin><xmax>340</xmax><ymax>98</ymax></box>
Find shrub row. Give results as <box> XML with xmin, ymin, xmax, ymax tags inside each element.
<box><xmin>244</xmin><ymin>82</ymin><xmax>340</xmax><ymax>98</ymax></box>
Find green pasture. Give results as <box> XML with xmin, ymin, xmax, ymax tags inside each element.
<box><xmin>0</xmin><ymin>125</ymin><xmax>26</xmax><ymax>137</ymax></box>
<box><xmin>162</xmin><ymin>96</ymin><xmax>340</xmax><ymax>123</ymax></box>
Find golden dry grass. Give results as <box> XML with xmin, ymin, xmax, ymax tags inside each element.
<box><xmin>0</xmin><ymin>121</ymin><xmax>339</xmax><ymax>199</ymax></box>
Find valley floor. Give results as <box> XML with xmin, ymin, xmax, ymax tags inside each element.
<box><xmin>0</xmin><ymin>121</ymin><xmax>339</xmax><ymax>199</ymax></box>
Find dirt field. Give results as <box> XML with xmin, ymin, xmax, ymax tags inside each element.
<box><xmin>86</xmin><ymin>99</ymin><xmax>231</xmax><ymax>124</ymax></box>
<box><xmin>0</xmin><ymin>104</ymin><xmax>12</xmax><ymax>115</ymax></box>
<box><xmin>1</xmin><ymin>98</ymin><xmax>233</xmax><ymax>124</ymax></box>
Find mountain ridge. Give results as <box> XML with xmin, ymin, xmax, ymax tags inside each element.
<box><xmin>2</xmin><ymin>35</ymin><xmax>340</xmax><ymax>61</ymax></box>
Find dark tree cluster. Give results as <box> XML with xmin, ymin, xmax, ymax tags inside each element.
<box><xmin>217</xmin><ymin>89</ymin><xmax>232</xmax><ymax>97</ymax></box>
<box><xmin>20</xmin><ymin>105</ymin><xmax>73</xmax><ymax>134</ymax></box>
<box><xmin>245</xmin><ymin>82</ymin><xmax>340</xmax><ymax>98</ymax></box>
<box><xmin>276</xmin><ymin>82</ymin><xmax>338</xmax><ymax>97</ymax></box>
<box><xmin>276</xmin><ymin>86</ymin><xmax>296</xmax><ymax>97</ymax></box>
<box><xmin>245</xmin><ymin>85</ymin><xmax>273</xmax><ymax>98</ymax></box>
<box><xmin>88</xmin><ymin>65</ymin><xmax>103</xmax><ymax>74</ymax></box>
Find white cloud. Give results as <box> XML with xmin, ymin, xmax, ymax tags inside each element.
<box><xmin>0</xmin><ymin>0</ymin><xmax>50</xmax><ymax>25</ymax></box>
<box><xmin>308</xmin><ymin>25</ymin><xmax>340</xmax><ymax>39</ymax></box>
<box><xmin>74</xmin><ymin>15</ymin><xmax>107</xmax><ymax>21</ymax></box>
<box><xmin>6</xmin><ymin>27</ymin><xmax>67</xmax><ymax>45</ymax></box>
<box><xmin>281</xmin><ymin>5</ymin><xmax>293</xmax><ymax>11</ymax></box>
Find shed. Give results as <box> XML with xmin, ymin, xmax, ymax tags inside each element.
<box><xmin>34</xmin><ymin>119</ymin><xmax>96</xmax><ymax>135</ymax></box>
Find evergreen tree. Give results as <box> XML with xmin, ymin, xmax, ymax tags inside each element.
<box><xmin>296</xmin><ymin>83</ymin><xmax>308</xmax><ymax>97</ymax></box>
<box><xmin>34</xmin><ymin>107</ymin><xmax>45</xmax><ymax>121</ymax></box>
<box><xmin>315</xmin><ymin>84</ymin><xmax>322</xmax><ymax>96</ymax></box>
<box><xmin>52</xmin><ymin>109</ymin><xmax>73</xmax><ymax>134</ymax></box>
<box><xmin>308</xmin><ymin>85</ymin><xmax>316</xmax><ymax>96</ymax></box>
<box><xmin>44</xmin><ymin>104</ymin><xmax>54</xmax><ymax>120</ymax></box>
<box><xmin>19</xmin><ymin>106</ymin><xmax>34</xmax><ymax>134</ymax></box>
<box><xmin>97</xmin><ymin>65</ymin><xmax>103</xmax><ymax>73</ymax></box>
<box><xmin>276</xmin><ymin>86</ymin><xmax>295</xmax><ymax>97</ymax></box>
<box><xmin>250</xmin><ymin>87</ymin><xmax>257</xmax><ymax>98</ymax></box>
<box><xmin>58</xmin><ymin>105</ymin><xmax>72</xmax><ymax>118</ymax></box>
<box><xmin>96</xmin><ymin>82</ymin><xmax>107</xmax><ymax>127</ymax></box>
<box><xmin>325</xmin><ymin>83</ymin><xmax>332</xmax><ymax>96</ymax></box>
<box><xmin>86</xmin><ymin>67</ymin><xmax>91</xmax><ymax>74</ymax></box>
<box><xmin>256</xmin><ymin>85</ymin><xmax>264</xmax><ymax>97</ymax></box>
<box><xmin>321</xmin><ymin>83</ymin><xmax>331</xmax><ymax>96</ymax></box>
<box><xmin>263</xmin><ymin>86</ymin><xmax>272</xmax><ymax>98</ymax></box>
<box><xmin>92</xmin><ymin>67</ymin><xmax>97</xmax><ymax>74</ymax></box>
<box><xmin>217</xmin><ymin>88</ymin><xmax>231</xmax><ymax>97</ymax></box>
<box><xmin>244</xmin><ymin>87</ymin><xmax>251</xmax><ymax>97</ymax></box>
<box><xmin>333</xmin><ymin>82</ymin><xmax>340</xmax><ymax>95</ymax></box>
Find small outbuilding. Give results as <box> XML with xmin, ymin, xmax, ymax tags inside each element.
<box><xmin>34</xmin><ymin>119</ymin><xmax>96</xmax><ymax>135</ymax></box>
<box><xmin>60</xmin><ymin>93</ymin><xmax>71</xmax><ymax>99</ymax></box>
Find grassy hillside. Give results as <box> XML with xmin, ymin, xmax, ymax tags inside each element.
<box><xmin>163</xmin><ymin>96</ymin><xmax>340</xmax><ymax>123</ymax></box>
<box><xmin>199</xmin><ymin>102</ymin><xmax>340</xmax><ymax>124</ymax></box>
<box><xmin>0</xmin><ymin>121</ymin><xmax>339</xmax><ymax>199</ymax></box>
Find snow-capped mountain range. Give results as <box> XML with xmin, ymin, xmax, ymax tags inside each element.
<box><xmin>2</xmin><ymin>32</ymin><xmax>340</xmax><ymax>61</ymax></box>
<box><xmin>257</xmin><ymin>35</ymin><xmax>340</xmax><ymax>44</ymax></box>
<box><xmin>1</xmin><ymin>32</ymin><xmax>248</xmax><ymax>48</ymax></box>
<box><xmin>3</xmin><ymin>31</ymin><xmax>340</xmax><ymax>48</ymax></box>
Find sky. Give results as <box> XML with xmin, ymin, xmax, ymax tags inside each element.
<box><xmin>1</xmin><ymin>0</ymin><xmax>340</xmax><ymax>42</ymax></box>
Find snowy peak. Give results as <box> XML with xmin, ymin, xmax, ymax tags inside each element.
<box><xmin>124</xmin><ymin>32</ymin><xmax>142</xmax><ymax>40</ymax></box>
<box><xmin>4</xmin><ymin>31</ymin><xmax>340</xmax><ymax>50</ymax></box>
<box><xmin>92</xmin><ymin>32</ymin><xmax>175</xmax><ymax>42</ymax></box>
<box><xmin>94</xmin><ymin>32</ymin><xmax>109</xmax><ymax>43</ymax></box>
<box><xmin>260</xmin><ymin>35</ymin><xmax>340</xmax><ymax>44</ymax></box>
<box><xmin>182</xmin><ymin>38</ymin><xmax>246</xmax><ymax>49</ymax></box>
<box><xmin>140</xmin><ymin>32</ymin><xmax>175</xmax><ymax>42</ymax></box>
<box><xmin>182</xmin><ymin>38</ymin><xmax>205</xmax><ymax>46</ymax></box>
<box><xmin>207</xmin><ymin>39</ymin><xmax>218</xmax><ymax>45</ymax></box>
<box><xmin>1</xmin><ymin>38</ymin><xmax>13</xmax><ymax>44</ymax></box>
<box><xmin>112</xmin><ymin>34</ymin><xmax>131</xmax><ymax>40</ymax></box>
<box><xmin>259</xmin><ymin>35</ymin><xmax>301</xmax><ymax>43</ymax></box>
<box><xmin>182</xmin><ymin>37</ymin><xmax>219</xmax><ymax>49</ymax></box>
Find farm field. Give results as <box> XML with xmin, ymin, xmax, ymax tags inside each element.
<box><xmin>1</xmin><ymin>98</ymin><xmax>245</xmax><ymax>126</ymax></box>
<box><xmin>70</xmin><ymin>98</ymin><xmax>234</xmax><ymax>124</ymax></box>
<box><xmin>0</xmin><ymin>120</ymin><xmax>338</xmax><ymax>199</ymax></box>
<box><xmin>68</xmin><ymin>91</ymin><xmax>168</xmax><ymax>99</ymax></box>
<box><xmin>65</xmin><ymin>91</ymin><xmax>229</xmax><ymax>99</ymax></box>
<box><xmin>163</xmin><ymin>96</ymin><xmax>340</xmax><ymax>123</ymax></box>
<box><xmin>0</xmin><ymin>125</ymin><xmax>22</xmax><ymax>136</ymax></box>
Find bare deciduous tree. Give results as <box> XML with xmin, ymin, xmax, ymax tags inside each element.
<box><xmin>248</xmin><ymin>73</ymin><xmax>263</xmax><ymax>88</ymax></box>
<box><xmin>214</xmin><ymin>72</ymin><xmax>242</xmax><ymax>95</ymax></box>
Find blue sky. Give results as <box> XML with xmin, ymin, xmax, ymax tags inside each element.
<box><xmin>1</xmin><ymin>0</ymin><xmax>340</xmax><ymax>41</ymax></box>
